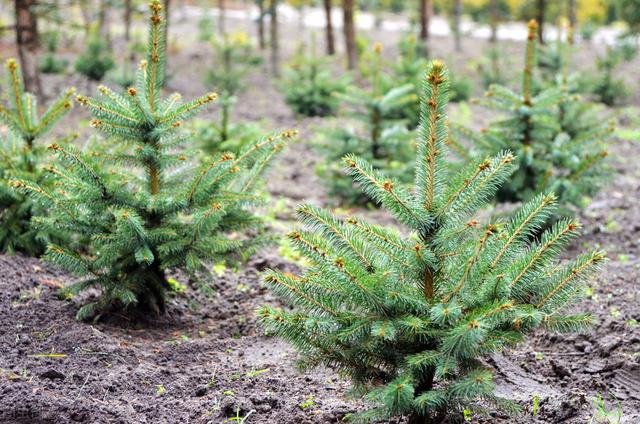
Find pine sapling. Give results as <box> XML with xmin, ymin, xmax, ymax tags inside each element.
<box><xmin>282</xmin><ymin>33</ymin><xmax>349</xmax><ymax>117</ymax></box>
<box><xmin>39</xmin><ymin>31</ymin><xmax>68</xmax><ymax>74</ymax></box>
<box><xmin>260</xmin><ymin>60</ymin><xmax>604</xmax><ymax>423</ymax></box>
<box><xmin>537</xmin><ymin>20</ymin><xmax>570</xmax><ymax>86</ymax></box>
<box><xmin>316</xmin><ymin>43</ymin><xmax>416</xmax><ymax>205</ymax></box>
<box><xmin>476</xmin><ymin>46</ymin><xmax>506</xmax><ymax>88</ymax></box>
<box><xmin>0</xmin><ymin>59</ymin><xmax>74</xmax><ymax>255</ymax></box>
<box><xmin>588</xmin><ymin>45</ymin><xmax>628</xmax><ymax>106</ymax></box>
<box><xmin>14</xmin><ymin>1</ymin><xmax>291</xmax><ymax>320</ymax></box>
<box><xmin>75</xmin><ymin>26</ymin><xmax>115</xmax><ymax>81</ymax></box>
<box><xmin>202</xmin><ymin>31</ymin><xmax>263</xmax><ymax>154</ymax></box>
<box><xmin>451</xmin><ymin>20</ymin><xmax>611</xmax><ymax>217</ymax></box>
<box><xmin>389</xmin><ymin>35</ymin><xmax>429</xmax><ymax>127</ymax></box>
<box><xmin>552</xmin><ymin>26</ymin><xmax>614</xmax><ymax>207</ymax></box>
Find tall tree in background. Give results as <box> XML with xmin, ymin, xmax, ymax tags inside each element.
<box><xmin>257</xmin><ymin>0</ymin><xmax>266</xmax><ymax>49</ymax></box>
<box><xmin>342</xmin><ymin>0</ymin><xmax>356</xmax><ymax>70</ymax></box>
<box><xmin>490</xmin><ymin>0</ymin><xmax>499</xmax><ymax>43</ymax></box>
<box><xmin>323</xmin><ymin>0</ymin><xmax>335</xmax><ymax>55</ymax></box>
<box><xmin>124</xmin><ymin>0</ymin><xmax>133</xmax><ymax>41</ymax></box>
<box><xmin>419</xmin><ymin>0</ymin><xmax>431</xmax><ymax>55</ymax></box>
<box><xmin>270</xmin><ymin>0</ymin><xmax>280</xmax><ymax>76</ymax></box>
<box><xmin>219</xmin><ymin>0</ymin><xmax>226</xmax><ymax>35</ymax></box>
<box><xmin>97</xmin><ymin>0</ymin><xmax>111</xmax><ymax>47</ymax></box>
<box><xmin>14</xmin><ymin>0</ymin><xmax>42</xmax><ymax>99</ymax></box>
<box><xmin>616</xmin><ymin>0</ymin><xmax>640</xmax><ymax>34</ymax></box>
<box><xmin>453</xmin><ymin>0</ymin><xmax>462</xmax><ymax>51</ymax></box>
<box><xmin>536</xmin><ymin>0</ymin><xmax>545</xmax><ymax>44</ymax></box>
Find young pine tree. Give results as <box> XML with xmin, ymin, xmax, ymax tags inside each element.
<box><xmin>14</xmin><ymin>1</ymin><xmax>290</xmax><ymax>320</ymax></box>
<box><xmin>75</xmin><ymin>26</ymin><xmax>115</xmax><ymax>81</ymax></box>
<box><xmin>536</xmin><ymin>21</ymin><xmax>570</xmax><ymax>86</ymax></box>
<box><xmin>388</xmin><ymin>35</ymin><xmax>429</xmax><ymax>128</ymax></box>
<box><xmin>39</xmin><ymin>31</ymin><xmax>68</xmax><ymax>74</ymax></box>
<box><xmin>316</xmin><ymin>43</ymin><xmax>416</xmax><ymax>206</ymax></box>
<box><xmin>451</xmin><ymin>20</ymin><xmax>610</xmax><ymax>216</ymax></box>
<box><xmin>201</xmin><ymin>31</ymin><xmax>264</xmax><ymax>154</ymax></box>
<box><xmin>476</xmin><ymin>46</ymin><xmax>506</xmax><ymax>89</ymax></box>
<box><xmin>0</xmin><ymin>59</ymin><xmax>74</xmax><ymax>255</ymax></box>
<box><xmin>260</xmin><ymin>61</ymin><xmax>604</xmax><ymax>423</ymax></box>
<box><xmin>282</xmin><ymin>33</ymin><xmax>349</xmax><ymax>117</ymax></box>
<box><xmin>588</xmin><ymin>45</ymin><xmax>628</xmax><ymax>106</ymax></box>
<box><xmin>552</xmin><ymin>28</ymin><xmax>614</xmax><ymax>207</ymax></box>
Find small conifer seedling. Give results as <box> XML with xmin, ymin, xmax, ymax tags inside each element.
<box><xmin>388</xmin><ymin>35</ymin><xmax>470</xmax><ymax>125</ymax></box>
<box><xmin>0</xmin><ymin>59</ymin><xmax>74</xmax><ymax>255</ymax></box>
<box><xmin>451</xmin><ymin>20</ymin><xmax>611</xmax><ymax>216</ymax></box>
<box><xmin>260</xmin><ymin>61</ymin><xmax>604</xmax><ymax>423</ymax></box>
<box><xmin>201</xmin><ymin>31</ymin><xmax>263</xmax><ymax>154</ymax></box>
<box><xmin>388</xmin><ymin>35</ymin><xmax>429</xmax><ymax>128</ymax></box>
<box><xmin>282</xmin><ymin>34</ymin><xmax>349</xmax><ymax>117</ymax></box>
<box><xmin>551</xmin><ymin>28</ymin><xmax>614</xmax><ymax>208</ymax></box>
<box><xmin>588</xmin><ymin>45</ymin><xmax>628</xmax><ymax>106</ymax></box>
<box><xmin>39</xmin><ymin>32</ymin><xmax>68</xmax><ymax>74</ymax></box>
<box><xmin>14</xmin><ymin>1</ymin><xmax>290</xmax><ymax>320</ymax></box>
<box><xmin>316</xmin><ymin>43</ymin><xmax>416</xmax><ymax>205</ymax></box>
<box><xmin>476</xmin><ymin>46</ymin><xmax>506</xmax><ymax>89</ymax></box>
<box><xmin>75</xmin><ymin>26</ymin><xmax>115</xmax><ymax>81</ymax></box>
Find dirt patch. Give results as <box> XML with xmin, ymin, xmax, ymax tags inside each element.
<box><xmin>0</xmin><ymin>252</ymin><xmax>363</xmax><ymax>424</ymax></box>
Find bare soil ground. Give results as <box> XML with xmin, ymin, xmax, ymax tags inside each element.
<box><xmin>1</xmin><ymin>13</ymin><xmax>639</xmax><ymax>424</ymax></box>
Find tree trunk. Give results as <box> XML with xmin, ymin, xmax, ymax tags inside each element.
<box><xmin>269</xmin><ymin>0</ymin><xmax>279</xmax><ymax>76</ymax></box>
<box><xmin>97</xmin><ymin>0</ymin><xmax>105</xmax><ymax>30</ymax></box>
<box><xmin>489</xmin><ymin>0</ymin><xmax>498</xmax><ymax>43</ymax></box>
<box><xmin>419</xmin><ymin>0</ymin><xmax>430</xmax><ymax>41</ymax></box>
<box><xmin>342</xmin><ymin>0</ymin><xmax>356</xmax><ymax>70</ymax></box>
<box><xmin>536</xmin><ymin>0</ymin><xmax>545</xmax><ymax>44</ymax></box>
<box><xmin>14</xmin><ymin>0</ymin><xmax>42</xmax><ymax>99</ymax></box>
<box><xmin>257</xmin><ymin>0</ymin><xmax>266</xmax><ymax>49</ymax></box>
<box><xmin>453</xmin><ymin>0</ymin><xmax>462</xmax><ymax>51</ymax></box>
<box><xmin>218</xmin><ymin>0</ymin><xmax>226</xmax><ymax>35</ymax></box>
<box><xmin>97</xmin><ymin>0</ymin><xmax>111</xmax><ymax>47</ymax></box>
<box><xmin>567</xmin><ymin>0</ymin><xmax>576</xmax><ymax>33</ymax></box>
<box><xmin>124</xmin><ymin>0</ymin><xmax>132</xmax><ymax>41</ymax></box>
<box><xmin>323</xmin><ymin>0</ymin><xmax>335</xmax><ymax>55</ymax></box>
<box><xmin>420</xmin><ymin>0</ymin><xmax>432</xmax><ymax>56</ymax></box>
<box><xmin>406</xmin><ymin>370</ymin><xmax>438</xmax><ymax>424</ymax></box>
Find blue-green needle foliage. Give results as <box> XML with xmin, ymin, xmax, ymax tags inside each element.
<box><xmin>260</xmin><ymin>61</ymin><xmax>604</xmax><ymax>423</ymax></box>
<box><xmin>452</xmin><ymin>20</ymin><xmax>611</xmax><ymax>214</ymax></box>
<box><xmin>14</xmin><ymin>1</ymin><xmax>290</xmax><ymax>320</ymax></box>
<box><xmin>0</xmin><ymin>59</ymin><xmax>74</xmax><ymax>255</ymax></box>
